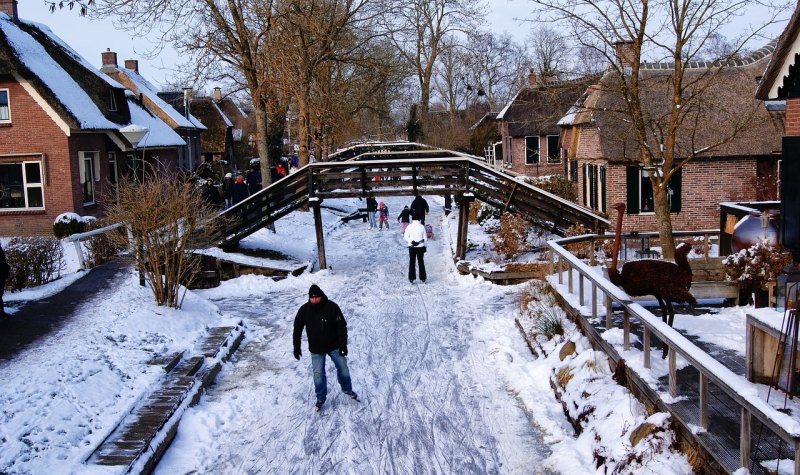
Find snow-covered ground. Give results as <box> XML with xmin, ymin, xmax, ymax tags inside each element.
<box><xmin>0</xmin><ymin>194</ymin><xmax>755</xmax><ymax>474</ymax></box>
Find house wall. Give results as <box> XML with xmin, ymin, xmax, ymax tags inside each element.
<box><xmin>507</xmin><ymin>135</ymin><xmax>565</xmax><ymax>176</ymax></box>
<box><xmin>787</xmin><ymin>97</ymin><xmax>800</xmax><ymax>135</ymax></box>
<box><xmin>595</xmin><ymin>158</ymin><xmax>758</xmax><ymax>232</ymax></box>
<box><xmin>0</xmin><ymin>79</ymin><xmax>74</xmax><ymax>235</ymax></box>
<box><xmin>0</xmin><ymin>78</ymin><xmax>128</xmax><ymax>235</ymax></box>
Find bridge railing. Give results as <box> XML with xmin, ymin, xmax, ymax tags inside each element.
<box><xmin>547</xmin><ymin>234</ymin><xmax>800</xmax><ymax>473</ymax></box>
<box><xmin>217</xmin><ymin>157</ymin><xmax>610</xmax><ymax>246</ymax></box>
<box><xmin>219</xmin><ymin>169</ymin><xmax>311</xmax><ymax>245</ymax></box>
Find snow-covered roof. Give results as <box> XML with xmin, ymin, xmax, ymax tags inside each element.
<box><xmin>0</xmin><ymin>13</ymin><xmax>120</xmax><ymax>130</ymax></box>
<box><xmin>117</xmin><ymin>68</ymin><xmax>206</xmax><ymax>130</ymax></box>
<box><xmin>495</xmin><ymin>88</ymin><xmax>520</xmax><ymax>120</ymax></box>
<box><xmin>213</xmin><ymin>102</ymin><xmax>233</xmax><ymax>127</ymax></box>
<box><xmin>126</xmin><ymin>93</ymin><xmax>187</xmax><ymax>148</ymax></box>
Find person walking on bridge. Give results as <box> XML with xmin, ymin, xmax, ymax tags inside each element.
<box><xmin>404</xmin><ymin>217</ymin><xmax>427</xmax><ymax>284</ymax></box>
<box><xmin>293</xmin><ymin>284</ymin><xmax>358</xmax><ymax>411</ymax></box>
<box><xmin>230</xmin><ymin>174</ymin><xmax>250</xmax><ymax>206</ymax></box>
<box><xmin>410</xmin><ymin>194</ymin><xmax>429</xmax><ymax>225</ymax></box>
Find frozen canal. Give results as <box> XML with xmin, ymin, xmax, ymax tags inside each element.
<box><xmin>156</xmin><ymin>198</ymin><xmax>554</xmax><ymax>473</ymax></box>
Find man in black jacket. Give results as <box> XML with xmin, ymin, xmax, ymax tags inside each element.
<box><xmin>410</xmin><ymin>194</ymin><xmax>429</xmax><ymax>224</ymax></box>
<box><xmin>293</xmin><ymin>284</ymin><xmax>358</xmax><ymax>410</ymax></box>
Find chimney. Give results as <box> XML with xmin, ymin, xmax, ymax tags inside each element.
<box><xmin>527</xmin><ymin>70</ymin><xmax>537</xmax><ymax>86</ymax></box>
<box><xmin>212</xmin><ymin>87</ymin><xmax>222</xmax><ymax>102</ymax></box>
<box><xmin>614</xmin><ymin>40</ymin><xmax>637</xmax><ymax>68</ymax></box>
<box><xmin>101</xmin><ymin>49</ymin><xmax>118</xmax><ymax>73</ymax></box>
<box><xmin>124</xmin><ymin>59</ymin><xmax>139</xmax><ymax>73</ymax></box>
<box><xmin>1</xmin><ymin>0</ymin><xmax>18</xmax><ymax>22</ymax></box>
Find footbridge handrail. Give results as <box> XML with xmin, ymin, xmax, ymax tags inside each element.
<box><xmin>216</xmin><ymin>156</ymin><xmax>609</xmax><ymax>246</ymax></box>
<box><xmin>547</xmin><ymin>235</ymin><xmax>800</xmax><ymax>473</ymax></box>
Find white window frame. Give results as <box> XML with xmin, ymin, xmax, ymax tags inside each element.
<box><xmin>79</xmin><ymin>151</ymin><xmax>101</xmax><ymax>205</ymax></box>
<box><xmin>525</xmin><ymin>136</ymin><xmax>539</xmax><ymax>165</ymax></box>
<box><xmin>0</xmin><ymin>89</ymin><xmax>10</xmax><ymax>123</ymax></box>
<box><xmin>108</xmin><ymin>92</ymin><xmax>117</xmax><ymax>112</ymax></box>
<box><xmin>0</xmin><ymin>160</ymin><xmax>44</xmax><ymax>210</ymax></box>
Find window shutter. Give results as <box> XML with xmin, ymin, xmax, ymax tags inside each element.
<box><xmin>78</xmin><ymin>153</ymin><xmax>86</xmax><ymax>184</ymax></box>
<box><xmin>600</xmin><ymin>166</ymin><xmax>607</xmax><ymax>214</ymax></box>
<box><xmin>583</xmin><ymin>165</ymin><xmax>589</xmax><ymax>206</ymax></box>
<box><xmin>626</xmin><ymin>166</ymin><xmax>639</xmax><ymax>214</ymax></box>
<box><xmin>669</xmin><ymin>167</ymin><xmax>682</xmax><ymax>212</ymax></box>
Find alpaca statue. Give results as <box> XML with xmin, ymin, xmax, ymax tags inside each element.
<box><xmin>607</xmin><ymin>202</ymin><xmax>696</xmax><ymax>328</ymax></box>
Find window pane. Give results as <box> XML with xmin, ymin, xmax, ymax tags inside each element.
<box><xmin>525</xmin><ymin>137</ymin><xmax>539</xmax><ymax>164</ymax></box>
<box><xmin>0</xmin><ymin>164</ymin><xmax>24</xmax><ymax>208</ymax></box>
<box><xmin>26</xmin><ymin>186</ymin><xmax>43</xmax><ymax>208</ymax></box>
<box><xmin>108</xmin><ymin>158</ymin><xmax>117</xmax><ymax>186</ymax></box>
<box><xmin>0</xmin><ymin>90</ymin><xmax>8</xmax><ymax>121</ymax></box>
<box><xmin>547</xmin><ymin>136</ymin><xmax>560</xmax><ymax>163</ymax></box>
<box><xmin>640</xmin><ymin>171</ymin><xmax>654</xmax><ymax>212</ymax></box>
<box><xmin>25</xmin><ymin>162</ymin><xmax>41</xmax><ymax>184</ymax></box>
<box><xmin>83</xmin><ymin>155</ymin><xmax>95</xmax><ymax>203</ymax></box>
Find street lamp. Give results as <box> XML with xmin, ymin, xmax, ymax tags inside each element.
<box><xmin>120</xmin><ymin>124</ymin><xmax>149</xmax><ymax>286</ymax></box>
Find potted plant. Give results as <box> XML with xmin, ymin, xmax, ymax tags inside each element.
<box><xmin>723</xmin><ymin>239</ymin><xmax>793</xmax><ymax>307</ymax></box>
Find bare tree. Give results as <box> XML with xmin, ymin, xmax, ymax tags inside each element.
<box><xmin>532</xmin><ymin>0</ymin><xmax>789</xmax><ymax>258</ymax></box>
<box><xmin>465</xmin><ymin>31</ymin><xmax>530</xmax><ymax>111</ymax></box>
<box><xmin>527</xmin><ymin>24</ymin><xmax>569</xmax><ymax>77</ymax></box>
<box><xmin>102</xmin><ymin>166</ymin><xmax>226</xmax><ymax>308</ymax></box>
<box><xmin>93</xmin><ymin>0</ymin><xmax>279</xmax><ymax>185</ymax></box>
<box><xmin>268</xmin><ymin>0</ymin><xmax>380</xmax><ymax>166</ymax></box>
<box><xmin>379</xmin><ymin>0</ymin><xmax>485</xmax><ymax>135</ymax></box>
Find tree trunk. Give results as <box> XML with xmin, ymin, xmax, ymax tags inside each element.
<box><xmin>652</xmin><ymin>179</ymin><xmax>676</xmax><ymax>260</ymax></box>
<box><xmin>267</xmin><ymin>109</ymin><xmax>285</xmax><ymax>166</ymax></box>
<box><xmin>297</xmin><ymin>100</ymin><xmax>310</xmax><ymax>167</ymax></box>
<box><xmin>253</xmin><ymin>99</ymin><xmax>272</xmax><ymax>187</ymax></box>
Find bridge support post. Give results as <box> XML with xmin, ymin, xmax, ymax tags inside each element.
<box><xmin>309</xmin><ymin>197</ymin><xmax>327</xmax><ymax>270</ymax></box>
<box><xmin>456</xmin><ymin>192</ymin><xmax>475</xmax><ymax>260</ymax></box>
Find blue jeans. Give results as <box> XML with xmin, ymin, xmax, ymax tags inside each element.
<box><xmin>368</xmin><ymin>211</ymin><xmax>377</xmax><ymax>228</ymax></box>
<box><xmin>311</xmin><ymin>349</ymin><xmax>353</xmax><ymax>402</ymax></box>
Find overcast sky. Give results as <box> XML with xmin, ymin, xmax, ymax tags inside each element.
<box><xmin>17</xmin><ymin>0</ymin><xmax>787</xmax><ymax>90</ymax></box>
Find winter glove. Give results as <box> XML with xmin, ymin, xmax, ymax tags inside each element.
<box><xmin>294</xmin><ymin>349</ymin><xmax>301</xmax><ymax>360</ymax></box>
<box><xmin>339</xmin><ymin>346</ymin><xmax>348</xmax><ymax>357</ymax></box>
<box><xmin>411</xmin><ymin>241</ymin><xmax>419</xmax><ymax>246</ymax></box>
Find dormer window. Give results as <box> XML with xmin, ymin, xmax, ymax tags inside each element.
<box><xmin>0</xmin><ymin>89</ymin><xmax>10</xmax><ymax>123</ymax></box>
<box><xmin>108</xmin><ymin>91</ymin><xmax>117</xmax><ymax>112</ymax></box>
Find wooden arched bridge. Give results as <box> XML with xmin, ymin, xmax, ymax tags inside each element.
<box><xmin>219</xmin><ymin>143</ymin><xmax>610</xmax><ymax>269</ymax></box>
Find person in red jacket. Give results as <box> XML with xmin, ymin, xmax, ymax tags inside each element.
<box><xmin>293</xmin><ymin>284</ymin><xmax>358</xmax><ymax>410</ymax></box>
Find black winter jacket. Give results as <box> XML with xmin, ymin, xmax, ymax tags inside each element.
<box><xmin>293</xmin><ymin>293</ymin><xmax>348</xmax><ymax>354</ymax></box>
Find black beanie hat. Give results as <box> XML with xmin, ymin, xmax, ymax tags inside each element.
<box><xmin>308</xmin><ymin>284</ymin><xmax>324</xmax><ymax>298</ymax></box>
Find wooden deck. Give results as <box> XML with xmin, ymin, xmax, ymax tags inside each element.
<box><xmin>87</xmin><ymin>322</ymin><xmax>245</xmax><ymax>473</ymax></box>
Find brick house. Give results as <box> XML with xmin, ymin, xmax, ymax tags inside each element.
<box><xmin>561</xmin><ymin>43</ymin><xmax>782</xmax><ymax>232</ymax></box>
<box><xmin>100</xmin><ymin>54</ymin><xmax>205</xmax><ymax>174</ymax></box>
<box><xmin>0</xmin><ymin>6</ymin><xmax>186</xmax><ymax>235</ymax></box>
<box><xmin>496</xmin><ymin>72</ymin><xmax>593</xmax><ymax>177</ymax></box>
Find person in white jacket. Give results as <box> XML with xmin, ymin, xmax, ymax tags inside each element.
<box><xmin>403</xmin><ymin>216</ymin><xmax>427</xmax><ymax>283</ymax></box>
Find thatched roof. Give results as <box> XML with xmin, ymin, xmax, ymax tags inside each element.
<box><xmin>498</xmin><ymin>77</ymin><xmax>595</xmax><ymax>137</ymax></box>
<box><xmin>582</xmin><ymin>44</ymin><xmax>782</xmax><ymax>162</ymax></box>
<box><xmin>0</xmin><ymin>13</ymin><xmax>130</xmax><ymax>130</ymax></box>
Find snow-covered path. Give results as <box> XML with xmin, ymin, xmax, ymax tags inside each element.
<box><xmin>156</xmin><ymin>197</ymin><xmax>553</xmax><ymax>474</ymax></box>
